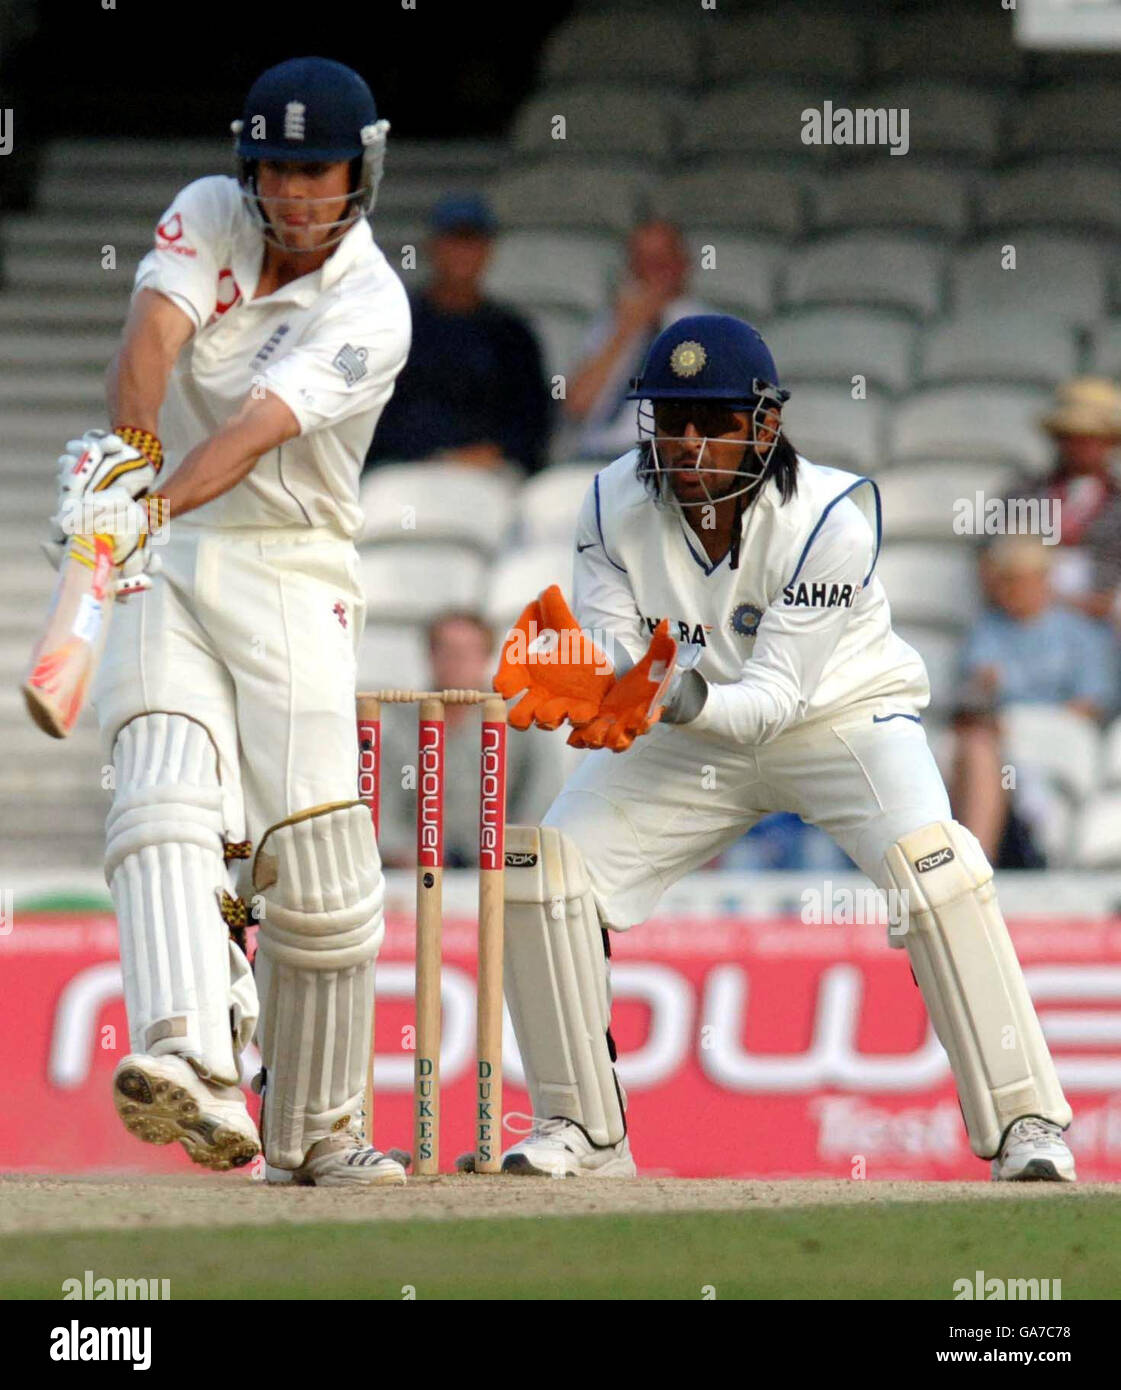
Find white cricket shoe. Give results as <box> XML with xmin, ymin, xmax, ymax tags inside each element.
<box><xmin>265</xmin><ymin>1126</ymin><xmax>407</xmax><ymax>1187</ymax></box>
<box><xmin>501</xmin><ymin>1117</ymin><xmax>636</xmax><ymax>1177</ymax></box>
<box><xmin>991</xmin><ymin>1116</ymin><xmax>1076</xmax><ymax>1182</ymax></box>
<box><xmin>112</xmin><ymin>1053</ymin><xmax>260</xmax><ymax>1172</ymax></box>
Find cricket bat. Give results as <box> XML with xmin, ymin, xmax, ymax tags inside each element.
<box><xmin>22</xmin><ymin>533</ymin><xmax>116</xmax><ymax>738</ymax></box>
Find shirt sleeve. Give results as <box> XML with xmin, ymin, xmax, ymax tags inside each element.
<box><xmin>571</xmin><ymin>476</ymin><xmax>649</xmax><ymax>673</ymax></box>
<box><xmin>689</xmin><ymin>499</ymin><xmax>876</xmax><ymax>744</ymax></box>
<box><xmin>261</xmin><ymin>287</ymin><xmax>411</xmax><ymax>436</ymax></box>
<box><xmin>132</xmin><ymin>177</ymin><xmax>230</xmax><ymax>330</ymax></box>
<box><xmin>1068</xmin><ymin>615</ymin><xmax>1117</xmax><ymax>710</ymax></box>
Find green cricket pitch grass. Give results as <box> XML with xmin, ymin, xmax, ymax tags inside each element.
<box><xmin>3</xmin><ymin>1192</ymin><xmax>1119</xmax><ymax>1299</ymax></box>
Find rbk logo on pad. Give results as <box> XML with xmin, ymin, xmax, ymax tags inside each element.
<box><xmin>914</xmin><ymin>848</ymin><xmax>954</xmax><ymax>873</ymax></box>
<box><xmin>505</xmin><ymin>852</ymin><xmax>538</xmax><ymax>868</ymax></box>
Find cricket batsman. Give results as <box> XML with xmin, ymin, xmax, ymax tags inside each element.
<box><xmin>495</xmin><ymin>313</ymin><xmax>1075</xmax><ymax>1183</ymax></box>
<box><xmin>45</xmin><ymin>58</ymin><xmax>411</xmax><ymax>1184</ymax></box>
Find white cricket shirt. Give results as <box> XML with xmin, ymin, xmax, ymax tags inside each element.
<box><xmin>133</xmin><ymin>175</ymin><xmax>411</xmax><ymax>536</ymax></box>
<box><xmin>573</xmin><ymin>449</ymin><xmax>930</xmax><ymax>744</ymax></box>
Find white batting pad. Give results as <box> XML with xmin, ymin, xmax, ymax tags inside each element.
<box><xmin>252</xmin><ymin>801</ymin><xmax>384</xmax><ymax>1169</ymax></box>
<box><xmin>884</xmin><ymin>819</ymin><xmax>1071</xmax><ymax>1158</ymax></box>
<box><xmin>503</xmin><ymin>825</ymin><xmax>626</xmax><ymax>1147</ymax></box>
<box><xmin>106</xmin><ymin>713</ymin><xmax>254</xmax><ymax>1086</ymax></box>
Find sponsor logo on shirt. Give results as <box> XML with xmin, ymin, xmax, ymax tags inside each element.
<box><xmin>782</xmin><ymin>581</ymin><xmax>857</xmax><ymax>608</ymax></box>
<box><xmin>208</xmin><ymin>268</ymin><xmax>242</xmax><ymax>323</ymax></box>
<box><xmin>156</xmin><ymin>212</ymin><xmax>197</xmax><ymax>258</ymax></box>
<box><xmin>730</xmin><ymin>602</ymin><xmax>764</xmax><ymax>637</ymax></box>
<box><xmin>642</xmin><ymin>614</ymin><xmax>710</xmax><ymax>645</ymax></box>
<box><xmin>252</xmin><ymin>323</ymin><xmax>290</xmax><ymax>367</ymax></box>
<box><xmin>333</xmin><ymin>343</ymin><xmax>368</xmax><ymax>386</ymax></box>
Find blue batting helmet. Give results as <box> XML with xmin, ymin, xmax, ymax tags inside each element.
<box><xmin>627</xmin><ymin>314</ymin><xmax>788</xmax><ymax>408</ymax></box>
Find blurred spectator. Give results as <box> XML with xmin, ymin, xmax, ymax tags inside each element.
<box><xmin>1005</xmin><ymin>377</ymin><xmax>1121</xmax><ymax>622</ymax></box>
<box><xmin>377</xmin><ymin>611</ymin><xmax>564</xmax><ymax>867</ymax></box>
<box><xmin>365</xmin><ymin>192</ymin><xmax>550</xmax><ymax>474</ymax></box>
<box><xmin>563</xmin><ymin>219</ymin><xmax>709</xmax><ymax>460</ymax></box>
<box><xmin>0</xmin><ymin>0</ymin><xmax>43</xmax><ymax>222</ymax></box>
<box><xmin>951</xmin><ymin>535</ymin><xmax>1117</xmax><ymax>867</ymax></box>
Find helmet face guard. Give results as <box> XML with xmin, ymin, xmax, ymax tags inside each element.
<box><xmin>231</xmin><ymin>117</ymin><xmax>390</xmax><ymax>253</ymax></box>
<box><xmin>635</xmin><ymin>379</ymin><xmax>790</xmax><ymax>509</ymax></box>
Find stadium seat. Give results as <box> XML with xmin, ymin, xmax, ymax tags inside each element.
<box><xmin>489</xmin><ymin>161</ymin><xmax>656</xmax><ymax>236</ymax></box>
<box><xmin>1071</xmin><ymin>793</ymin><xmax>1121</xmax><ymax>869</ymax></box>
<box><xmin>357</xmin><ymin>623</ymin><xmax>430</xmax><ymax>694</ymax></box>
<box><xmin>877</xmin><ymin>462</ymin><xmax>1021</xmax><ymax>542</ymax></box>
<box><xmin>684</xmin><ymin>233</ymin><xmax>783</xmax><ymax>320</ymax></box>
<box><xmin>662</xmin><ymin>163</ymin><xmax>809</xmax><ymax>240</ymax></box>
<box><xmin>917</xmin><ymin>312</ymin><xmax>1078</xmax><ymax>391</ymax></box>
<box><xmin>978</xmin><ymin>160</ymin><xmax>1121</xmax><ymax>238</ymax></box>
<box><xmin>812</xmin><ymin>164</ymin><xmax>972</xmax><ymax>238</ymax></box>
<box><xmin>887</xmin><ymin>385</ymin><xmax>1053</xmax><ymax>473</ymax></box>
<box><xmin>704</xmin><ymin>7</ymin><xmax>868</xmax><ymax>85</ymax></box>
<box><xmin>766</xmin><ymin>308</ymin><xmax>918</xmax><ymax>395</ymax></box>
<box><xmin>872</xmin><ymin>4</ymin><xmax>1023</xmax><ymax>84</ymax></box>
<box><xmin>509</xmin><ymin>88</ymin><xmax>677</xmax><ymax>163</ymax></box>
<box><xmin>359</xmin><ymin>463</ymin><xmax>518</xmax><ymax>554</ymax></box>
<box><xmin>784</xmin><ymin>233</ymin><xmax>948</xmax><ymax>318</ymax></box>
<box><xmin>893</xmin><ymin>623</ymin><xmax>962</xmax><ymax>714</ymax></box>
<box><xmin>856</xmin><ymin>84</ymin><xmax>1003</xmax><ymax>164</ymax></box>
<box><xmin>1086</xmin><ymin>321</ymin><xmax>1121</xmax><ymax>379</ymax></box>
<box><xmin>357</xmin><ymin>544</ymin><xmax>489</xmax><ymax>624</ymax></box>
<box><xmin>514</xmin><ymin>463</ymin><xmax>600</xmax><ymax>549</ymax></box>
<box><xmin>1001</xmin><ymin>703</ymin><xmax>1101</xmax><ymax>803</ymax></box>
<box><xmin>1008</xmin><ymin>84</ymin><xmax>1121</xmax><ymax>160</ymax></box>
<box><xmin>540</xmin><ymin>13</ymin><xmax>702</xmax><ymax>86</ymax></box>
<box><xmin>485</xmin><ymin>230</ymin><xmax>621</xmax><ymax>315</ymax></box>
<box><xmin>950</xmin><ymin>233</ymin><xmax>1106</xmax><ymax>329</ymax></box>
<box><xmin>526</xmin><ymin>306</ymin><xmax>593</xmax><ymax>380</ymax></box>
<box><xmin>484</xmin><ymin>544</ymin><xmax>574</xmax><ymax>630</ymax></box>
<box><xmin>781</xmin><ymin>386</ymin><xmax>885</xmax><ymax>474</ymax></box>
<box><xmin>685</xmin><ymin>83</ymin><xmax>847</xmax><ymax>162</ymax></box>
<box><xmin>873</xmin><ymin>543</ymin><xmax>980</xmax><ymax>629</ymax></box>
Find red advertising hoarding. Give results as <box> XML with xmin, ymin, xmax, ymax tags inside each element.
<box><xmin>3</xmin><ymin>910</ymin><xmax>1121</xmax><ymax>1179</ymax></box>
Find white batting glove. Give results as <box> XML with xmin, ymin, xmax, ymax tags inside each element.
<box><xmin>56</xmin><ymin>427</ymin><xmax>163</xmax><ymax>509</ymax></box>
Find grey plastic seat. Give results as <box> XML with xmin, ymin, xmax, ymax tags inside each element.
<box><xmin>662</xmin><ymin>163</ymin><xmax>809</xmax><ymax>239</ymax></box>
<box><xmin>484</xmin><ymin>545</ymin><xmax>575</xmax><ymax>629</ymax></box>
<box><xmin>485</xmin><ymin>231</ymin><xmax>621</xmax><ymax>315</ymax></box>
<box><xmin>1087</xmin><ymin>320</ymin><xmax>1121</xmax><ymax>378</ymax></box>
<box><xmin>767</xmin><ymin>308</ymin><xmax>918</xmax><ymax>394</ymax></box>
<box><xmin>872</xmin><ymin>4</ymin><xmax>1023</xmax><ymax>84</ymax></box>
<box><xmin>359</xmin><ymin>465</ymin><xmax>518</xmax><ymax>554</ymax></box>
<box><xmin>917</xmin><ymin>312</ymin><xmax>1078</xmax><ymax>390</ymax></box>
<box><xmin>877</xmin><ymin>462</ymin><xmax>1021</xmax><ymax>541</ymax></box>
<box><xmin>527</xmin><ymin>307</ymin><xmax>595</xmax><ymax>380</ymax></box>
<box><xmin>515</xmin><ymin>464</ymin><xmax>601</xmax><ymax>548</ymax></box>
<box><xmin>358</xmin><ymin>545</ymin><xmax>489</xmax><ymax>624</ymax></box>
<box><xmin>950</xmin><ymin>233</ymin><xmax>1106</xmax><ymax>328</ymax></box>
<box><xmin>782</xmin><ymin>387</ymin><xmax>886</xmax><ymax>473</ymax></box>
<box><xmin>510</xmin><ymin>88</ymin><xmax>677</xmax><ymax>163</ymax></box>
<box><xmin>887</xmin><ymin>385</ymin><xmax>1052</xmax><ymax>473</ymax></box>
<box><xmin>978</xmin><ymin>161</ymin><xmax>1121</xmax><ymax>237</ymax></box>
<box><xmin>785</xmin><ymin>233</ymin><xmax>947</xmax><ymax>318</ymax></box>
<box><xmin>813</xmin><ymin>164</ymin><xmax>971</xmax><ymax>237</ymax></box>
<box><xmin>540</xmin><ymin>13</ymin><xmax>702</xmax><ymax>86</ymax></box>
<box><xmin>705</xmin><ymin>7</ymin><xmax>868</xmax><ymax>85</ymax></box>
<box><xmin>859</xmin><ymin>83</ymin><xmax>1003</xmax><ymax>164</ymax></box>
<box><xmin>873</xmin><ymin>543</ymin><xmax>981</xmax><ymax>629</ymax></box>
<box><xmin>489</xmin><ymin>161</ymin><xmax>656</xmax><ymax>236</ymax></box>
<box><xmin>1008</xmin><ymin>84</ymin><xmax>1121</xmax><ymax>160</ymax></box>
<box><xmin>685</xmin><ymin>83</ymin><xmax>844</xmax><ymax>161</ymax></box>
<box><xmin>684</xmin><ymin>233</ymin><xmax>783</xmax><ymax>319</ymax></box>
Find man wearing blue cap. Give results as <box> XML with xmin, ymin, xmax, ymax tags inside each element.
<box><xmin>45</xmin><ymin>57</ymin><xmax>411</xmax><ymax>1185</ymax></box>
<box><xmin>493</xmin><ymin>313</ymin><xmax>1076</xmax><ymax>1186</ymax></box>
<box><xmin>366</xmin><ymin>191</ymin><xmax>550</xmax><ymax>474</ymax></box>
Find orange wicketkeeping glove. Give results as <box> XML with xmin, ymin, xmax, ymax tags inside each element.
<box><xmin>493</xmin><ymin>584</ymin><xmax>615</xmax><ymax>731</ymax></box>
<box><xmin>567</xmin><ymin>619</ymin><xmax>678</xmax><ymax>753</ymax></box>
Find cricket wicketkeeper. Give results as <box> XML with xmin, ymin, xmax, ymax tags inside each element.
<box><xmin>494</xmin><ymin>313</ymin><xmax>1075</xmax><ymax>1183</ymax></box>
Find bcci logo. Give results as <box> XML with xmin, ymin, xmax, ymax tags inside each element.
<box><xmin>730</xmin><ymin>602</ymin><xmax>763</xmax><ymax>638</ymax></box>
